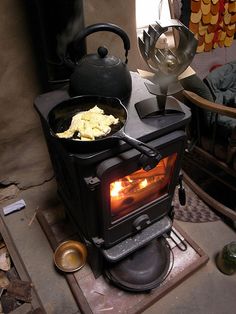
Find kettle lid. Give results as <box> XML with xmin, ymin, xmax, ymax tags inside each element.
<box><xmin>83</xmin><ymin>46</ymin><xmax>120</xmax><ymax>67</ymax></box>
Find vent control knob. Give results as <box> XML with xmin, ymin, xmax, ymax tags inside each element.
<box><xmin>133</xmin><ymin>214</ymin><xmax>151</xmax><ymax>232</ymax></box>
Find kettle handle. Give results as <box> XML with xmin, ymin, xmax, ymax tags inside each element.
<box><xmin>70</xmin><ymin>23</ymin><xmax>130</xmax><ymax>64</ymax></box>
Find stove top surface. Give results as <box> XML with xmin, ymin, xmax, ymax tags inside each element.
<box><xmin>34</xmin><ymin>72</ymin><xmax>191</xmax><ymax>163</ymax></box>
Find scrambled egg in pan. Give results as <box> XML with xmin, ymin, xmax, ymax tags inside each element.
<box><xmin>56</xmin><ymin>105</ymin><xmax>119</xmax><ymax>141</ymax></box>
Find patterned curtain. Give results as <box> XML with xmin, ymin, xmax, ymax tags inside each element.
<box><xmin>181</xmin><ymin>0</ymin><xmax>236</xmax><ymax>52</ymax></box>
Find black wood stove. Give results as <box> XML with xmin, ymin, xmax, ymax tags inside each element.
<box><xmin>34</xmin><ymin>72</ymin><xmax>191</xmax><ymax>291</ymax></box>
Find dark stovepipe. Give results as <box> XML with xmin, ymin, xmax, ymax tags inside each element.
<box><xmin>24</xmin><ymin>0</ymin><xmax>86</xmax><ymax>92</ymax></box>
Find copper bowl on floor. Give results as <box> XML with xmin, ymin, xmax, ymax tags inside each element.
<box><xmin>54</xmin><ymin>240</ymin><xmax>87</xmax><ymax>273</ymax></box>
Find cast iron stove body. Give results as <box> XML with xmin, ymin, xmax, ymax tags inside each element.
<box><xmin>34</xmin><ymin>73</ymin><xmax>191</xmax><ymax>277</ymax></box>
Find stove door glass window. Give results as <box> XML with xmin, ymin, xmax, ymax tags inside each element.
<box><xmin>110</xmin><ymin>153</ymin><xmax>177</xmax><ymax>222</ymax></box>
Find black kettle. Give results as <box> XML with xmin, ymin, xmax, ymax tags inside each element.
<box><xmin>65</xmin><ymin>23</ymin><xmax>132</xmax><ymax>101</ymax></box>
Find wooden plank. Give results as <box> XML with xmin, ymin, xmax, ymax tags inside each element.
<box><xmin>0</xmin><ymin>213</ymin><xmax>44</xmax><ymax>312</ymax></box>
<box><xmin>183</xmin><ymin>90</ymin><xmax>236</xmax><ymax>119</ymax></box>
<box><xmin>10</xmin><ymin>303</ymin><xmax>32</xmax><ymax>314</ymax></box>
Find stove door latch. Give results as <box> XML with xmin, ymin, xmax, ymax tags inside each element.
<box><xmin>139</xmin><ymin>151</ymin><xmax>162</xmax><ymax>171</ymax></box>
<box><xmin>84</xmin><ymin>176</ymin><xmax>101</xmax><ymax>190</ymax></box>
<box><xmin>133</xmin><ymin>214</ymin><xmax>151</xmax><ymax>232</ymax></box>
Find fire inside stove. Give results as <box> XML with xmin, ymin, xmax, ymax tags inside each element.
<box><xmin>110</xmin><ymin>153</ymin><xmax>177</xmax><ymax>221</ymax></box>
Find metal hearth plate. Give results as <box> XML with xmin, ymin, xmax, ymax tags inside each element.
<box><xmin>104</xmin><ymin>237</ymin><xmax>172</xmax><ymax>292</ymax></box>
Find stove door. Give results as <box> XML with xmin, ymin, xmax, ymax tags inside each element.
<box><xmin>109</xmin><ymin>152</ymin><xmax>177</xmax><ymax>223</ymax></box>
<box><xmin>96</xmin><ymin>130</ymin><xmax>186</xmax><ymax>248</ymax></box>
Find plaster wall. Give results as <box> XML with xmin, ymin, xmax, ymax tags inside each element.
<box><xmin>83</xmin><ymin>0</ymin><xmax>147</xmax><ymax>72</ymax></box>
<box><xmin>0</xmin><ymin>0</ymin><xmax>40</xmax><ymax>141</ymax></box>
<box><xmin>0</xmin><ymin>0</ymin><xmax>52</xmax><ymax>189</ymax></box>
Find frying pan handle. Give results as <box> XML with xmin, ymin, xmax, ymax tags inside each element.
<box><xmin>118</xmin><ymin>132</ymin><xmax>162</xmax><ymax>171</ymax></box>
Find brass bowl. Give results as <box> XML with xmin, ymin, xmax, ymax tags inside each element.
<box><xmin>54</xmin><ymin>240</ymin><xmax>87</xmax><ymax>273</ymax></box>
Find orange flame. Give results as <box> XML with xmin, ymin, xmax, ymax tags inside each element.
<box><xmin>110</xmin><ymin>181</ymin><xmax>123</xmax><ymax>197</ymax></box>
<box><xmin>110</xmin><ymin>154</ymin><xmax>178</xmax><ymax>200</ymax></box>
<box><xmin>139</xmin><ymin>178</ymin><xmax>148</xmax><ymax>189</ymax></box>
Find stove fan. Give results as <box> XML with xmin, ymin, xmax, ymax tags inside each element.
<box><xmin>135</xmin><ymin>19</ymin><xmax>198</xmax><ymax>118</ymax></box>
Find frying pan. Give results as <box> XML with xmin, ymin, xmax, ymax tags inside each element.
<box><xmin>48</xmin><ymin>96</ymin><xmax>162</xmax><ymax>169</ymax></box>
